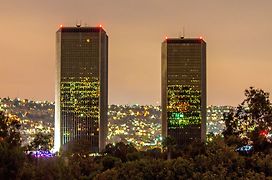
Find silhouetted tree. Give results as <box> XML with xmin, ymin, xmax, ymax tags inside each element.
<box><xmin>0</xmin><ymin>111</ymin><xmax>21</xmax><ymax>147</ymax></box>
<box><xmin>102</xmin><ymin>156</ymin><xmax>121</xmax><ymax>170</ymax></box>
<box><xmin>103</xmin><ymin>142</ymin><xmax>137</xmax><ymax>162</ymax></box>
<box><xmin>223</xmin><ymin>87</ymin><xmax>272</xmax><ymax>150</ymax></box>
<box><xmin>29</xmin><ymin>131</ymin><xmax>52</xmax><ymax>151</ymax></box>
<box><xmin>146</xmin><ymin>148</ymin><xmax>162</xmax><ymax>159</ymax></box>
<box><xmin>0</xmin><ymin>111</ymin><xmax>25</xmax><ymax>179</ymax></box>
<box><xmin>223</xmin><ymin>111</ymin><xmax>240</xmax><ymax>137</ymax></box>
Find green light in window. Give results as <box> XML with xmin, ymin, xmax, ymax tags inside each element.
<box><xmin>171</xmin><ymin>112</ymin><xmax>184</xmax><ymax>119</ymax></box>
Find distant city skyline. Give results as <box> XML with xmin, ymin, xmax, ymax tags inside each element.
<box><xmin>0</xmin><ymin>97</ymin><xmax>230</xmax><ymax>149</ymax></box>
<box><xmin>1</xmin><ymin>0</ymin><xmax>272</xmax><ymax>106</ymax></box>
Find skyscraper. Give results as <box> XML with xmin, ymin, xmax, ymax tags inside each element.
<box><xmin>54</xmin><ymin>25</ymin><xmax>108</xmax><ymax>152</ymax></box>
<box><xmin>161</xmin><ymin>37</ymin><xmax>206</xmax><ymax>145</ymax></box>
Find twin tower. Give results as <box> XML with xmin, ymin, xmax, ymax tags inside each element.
<box><xmin>54</xmin><ymin>25</ymin><xmax>206</xmax><ymax>152</ymax></box>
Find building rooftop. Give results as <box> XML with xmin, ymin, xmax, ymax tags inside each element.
<box><xmin>163</xmin><ymin>37</ymin><xmax>205</xmax><ymax>44</ymax></box>
<box><xmin>57</xmin><ymin>25</ymin><xmax>106</xmax><ymax>33</ymax></box>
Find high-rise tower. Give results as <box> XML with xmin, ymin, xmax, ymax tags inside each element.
<box><xmin>161</xmin><ymin>37</ymin><xmax>206</xmax><ymax>145</ymax></box>
<box><xmin>54</xmin><ymin>25</ymin><xmax>108</xmax><ymax>152</ymax></box>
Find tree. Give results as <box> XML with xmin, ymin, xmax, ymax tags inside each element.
<box><xmin>28</xmin><ymin>131</ymin><xmax>52</xmax><ymax>151</ymax></box>
<box><xmin>102</xmin><ymin>156</ymin><xmax>121</xmax><ymax>170</ymax></box>
<box><xmin>223</xmin><ymin>111</ymin><xmax>239</xmax><ymax>137</ymax></box>
<box><xmin>0</xmin><ymin>111</ymin><xmax>25</xmax><ymax>179</ymax></box>
<box><xmin>242</xmin><ymin>87</ymin><xmax>272</xmax><ymax>130</ymax></box>
<box><xmin>103</xmin><ymin>142</ymin><xmax>137</xmax><ymax>162</ymax></box>
<box><xmin>0</xmin><ymin>111</ymin><xmax>21</xmax><ymax>147</ymax></box>
<box><xmin>146</xmin><ymin>148</ymin><xmax>162</xmax><ymax>159</ymax></box>
<box><xmin>162</xmin><ymin>136</ymin><xmax>176</xmax><ymax>160</ymax></box>
<box><xmin>223</xmin><ymin>87</ymin><xmax>272</xmax><ymax>150</ymax></box>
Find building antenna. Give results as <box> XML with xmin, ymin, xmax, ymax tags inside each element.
<box><xmin>179</xmin><ymin>27</ymin><xmax>185</xmax><ymax>39</ymax></box>
<box><xmin>76</xmin><ymin>19</ymin><xmax>81</xmax><ymax>27</ymax></box>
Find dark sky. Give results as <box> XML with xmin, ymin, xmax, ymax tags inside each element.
<box><xmin>1</xmin><ymin>0</ymin><xmax>272</xmax><ymax>106</ymax></box>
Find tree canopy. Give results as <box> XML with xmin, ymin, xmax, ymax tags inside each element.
<box><xmin>223</xmin><ymin>87</ymin><xmax>272</xmax><ymax>151</ymax></box>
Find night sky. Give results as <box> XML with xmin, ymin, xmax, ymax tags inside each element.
<box><xmin>1</xmin><ymin>0</ymin><xmax>272</xmax><ymax>106</ymax></box>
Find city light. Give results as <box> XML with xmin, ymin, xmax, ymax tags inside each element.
<box><xmin>28</xmin><ymin>150</ymin><xmax>55</xmax><ymax>158</ymax></box>
<box><xmin>259</xmin><ymin>130</ymin><xmax>268</xmax><ymax>136</ymax></box>
<box><xmin>0</xmin><ymin>97</ymin><xmax>233</xmax><ymax>150</ymax></box>
<box><xmin>236</xmin><ymin>145</ymin><xmax>253</xmax><ymax>153</ymax></box>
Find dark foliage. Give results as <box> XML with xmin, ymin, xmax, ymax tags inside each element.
<box><xmin>28</xmin><ymin>131</ymin><xmax>52</xmax><ymax>151</ymax></box>
<box><xmin>2</xmin><ymin>87</ymin><xmax>272</xmax><ymax>179</ymax></box>
<box><xmin>96</xmin><ymin>137</ymin><xmax>272</xmax><ymax>179</ymax></box>
<box><xmin>223</xmin><ymin>87</ymin><xmax>272</xmax><ymax>151</ymax></box>
<box><xmin>0</xmin><ymin>111</ymin><xmax>25</xmax><ymax>180</ymax></box>
<box><xmin>103</xmin><ymin>142</ymin><xmax>138</xmax><ymax>162</ymax></box>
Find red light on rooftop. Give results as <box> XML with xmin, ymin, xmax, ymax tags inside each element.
<box><xmin>199</xmin><ymin>36</ymin><xmax>203</xmax><ymax>40</ymax></box>
<box><xmin>60</xmin><ymin>24</ymin><xmax>63</xmax><ymax>28</ymax></box>
<box><xmin>99</xmin><ymin>24</ymin><xmax>102</xmax><ymax>28</ymax></box>
<box><xmin>165</xmin><ymin>36</ymin><xmax>168</xmax><ymax>40</ymax></box>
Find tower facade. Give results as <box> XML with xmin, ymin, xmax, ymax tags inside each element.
<box><xmin>161</xmin><ymin>37</ymin><xmax>206</xmax><ymax>145</ymax></box>
<box><xmin>54</xmin><ymin>26</ymin><xmax>108</xmax><ymax>152</ymax></box>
